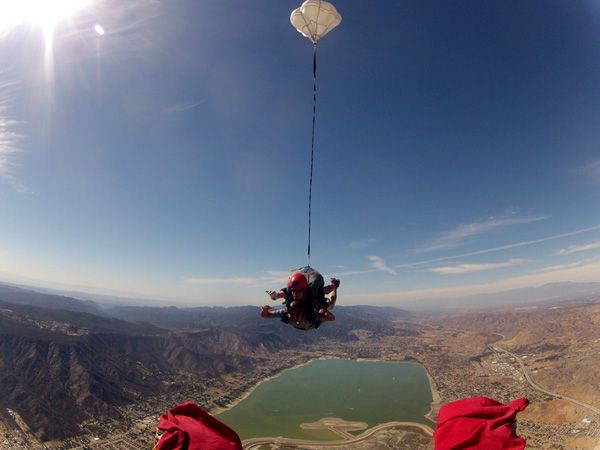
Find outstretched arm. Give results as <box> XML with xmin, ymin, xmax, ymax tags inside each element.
<box><xmin>323</xmin><ymin>278</ymin><xmax>340</xmax><ymax>295</ymax></box>
<box><xmin>260</xmin><ymin>305</ymin><xmax>286</xmax><ymax>319</ymax></box>
<box><xmin>265</xmin><ymin>290</ymin><xmax>286</xmax><ymax>301</ymax></box>
<box><xmin>317</xmin><ymin>308</ymin><xmax>335</xmax><ymax>321</ymax></box>
<box><xmin>323</xmin><ymin>278</ymin><xmax>339</xmax><ymax>311</ymax></box>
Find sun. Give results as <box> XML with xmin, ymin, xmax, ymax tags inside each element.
<box><xmin>0</xmin><ymin>0</ymin><xmax>89</xmax><ymax>37</ymax></box>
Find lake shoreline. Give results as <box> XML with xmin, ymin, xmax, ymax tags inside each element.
<box><xmin>212</xmin><ymin>356</ymin><xmax>440</xmax><ymax>426</ymax></box>
<box><xmin>422</xmin><ymin>363</ymin><xmax>442</xmax><ymax>423</ymax></box>
<box><xmin>211</xmin><ymin>358</ymin><xmax>315</xmax><ymax>416</ymax></box>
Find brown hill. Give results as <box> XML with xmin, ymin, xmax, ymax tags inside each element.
<box><xmin>0</xmin><ymin>297</ymin><xmax>411</xmax><ymax>442</ymax></box>
<box><xmin>428</xmin><ymin>299</ymin><xmax>600</xmax><ymax>417</ymax></box>
<box><xmin>0</xmin><ymin>302</ymin><xmax>281</xmax><ymax>441</ymax></box>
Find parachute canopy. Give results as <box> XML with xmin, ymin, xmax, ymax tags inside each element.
<box><xmin>290</xmin><ymin>0</ymin><xmax>342</xmax><ymax>44</ymax></box>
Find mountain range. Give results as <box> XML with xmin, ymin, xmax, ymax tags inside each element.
<box><xmin>407</xmin><ymin>281</ymin><xmax>600</xmax><ymax>312</ymax></box>
<box><xmin>2</xmin><ymin>278</ymin><xmax>598</xmax><ymax>442</ymax></box>
<box><xmin>0</xmin><ymin>282</ymin><xmax>412</xmax><ymax>441</ymax></box>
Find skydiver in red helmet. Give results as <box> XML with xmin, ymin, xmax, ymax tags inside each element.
<box><xmin>260</xmin><ymin>266</ymin><xmax>339</xmax><ymax>331</ymax></box>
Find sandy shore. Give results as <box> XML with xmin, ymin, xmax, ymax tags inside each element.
<box><xmin>211</xmin><ymin>359</ymin><xmax>315</xmax><ymax>415</ymax></box>
<box><xmin>211</xmin><ymin>356</ymin><xmax>441</xmax><ymax>427</ymax></box>
<box><xmin>243</xmin><ymin>421</ymin><xmax>435</xmax><ymax>448</ymax></box>
<box><xmin>422</xmin><ymin>364</ymin><xmax>442</xmax><ymax>423</ymax></box>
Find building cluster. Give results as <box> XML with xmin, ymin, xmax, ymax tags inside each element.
<box><xmin>0</xmin><ymin>319</ymin><xmax>597</xmax><ymax>449</ymax></box>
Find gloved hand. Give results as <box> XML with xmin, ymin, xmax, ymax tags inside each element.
<box><xmin>265</xmin><ymin>290</ymin><xmax>279</xmax><ymax>300</ymax></box>
<box><xmin>330</xmin><ymin>278</ymin><xmax>340</xmax><ymax>288</ymax></box>
<box><xmin>260</xmin><ymin>305</ymin><xmax>271</xmax><ymax>317</ymax></box>
<box><xmin>319</xmin><ymin>308</ymin><xmax>335</xmax><ymax>321</ymax></box>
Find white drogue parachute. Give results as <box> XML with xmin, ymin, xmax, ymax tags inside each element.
<box><xmin>259</xmin><ymin>1</ymin><xmax>342</xmax><ymax>332</ymax></box>
<box><xmin>290</xmin><ymin>0</ymin><xmax>342</xmax><ymax>44</ymax></box>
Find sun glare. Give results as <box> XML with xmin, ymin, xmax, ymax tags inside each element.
<box><xmin>0</xmin><ymin>0</ymin><xmax>89</xmax><ymax>36</ymax></box>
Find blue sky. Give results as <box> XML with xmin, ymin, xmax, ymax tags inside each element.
<box><xmin>1</xmin><ymin>0</ymin><xmax>600</xmax><ymax>307</ymax></box>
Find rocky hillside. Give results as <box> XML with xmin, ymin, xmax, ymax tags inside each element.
<box><xmin>0</xmin><ymin>301</ymin><xmax>287</xmax><ymax>440</ymax></box>
<box><xmin>0</xmin><ymin>283</ymin><xmax>103</xmax><ymax>315</ymax></box>
<box><xmin>0</xmin><ymin>287</ymin><xmax>412</xmax><ymax>442</ymax></box>
<box><xmin>427</xmin><ymin>299</ymin><xmax>600</xmax><ymax>409</ymax></box>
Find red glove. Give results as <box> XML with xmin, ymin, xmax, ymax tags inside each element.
<box><xmin>331</xmin><ymin>278</ymin><xmax>340</xmax><ymax>288</ymax></box>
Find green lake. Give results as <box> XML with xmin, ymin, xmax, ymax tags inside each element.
<box><xmin>216</xmin><ymin>359</ymin><xmax>434</xmax><ymax>441</ymax></box>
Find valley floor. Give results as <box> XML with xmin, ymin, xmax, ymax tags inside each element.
<box><xmin>2</xmin><ymin>301</ymin><xmax>600</xmax><ymax>449</ymax></box>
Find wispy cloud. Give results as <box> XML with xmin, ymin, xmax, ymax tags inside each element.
<box><xmin>0</xmin><ymin>119</ymin><xmax>21</xmax><ymax>177</ymax></box>
<box><xmin>367</xmin><ymin>255</ymin><xmax>397</xmax><ymax>275</ymax></box>
<box><xmin>347</xmin><ymin>238</ymin><xmax>376</xmax><ymax>249</ymax></box>
<box><xmin>183</xmin><ymin>276</ymin><xmax>258</xmax><ymax>285</ymax></box>
<box><xmin>536</xmin><ymin>259</ymin><xmax>595</xmax><ymax>273</ymax></box>
<box><xmin>264</xmin><ymin>270</ymin><xmax>290</xmax><ymax>278</ymax></box>
<box><xmin>397</xmin><ymin>223</ymin><xmax>600</xmax><ymax>269</ymax></box>
<box><xmin>576</xmin><ymin>159</ymin><xmax>600</xmax><ymax>184</ymax></box>
<box><xmin>342</xmin><ymin>259</ymin><xmax>600</xmax><ymax>306</ymax></box>
<box><xmin>183</xmin><ymin>269</ymin><xmax>291</xmax><ymax>287</ymax></box>
<box><xmin>162</xmin><ymin>100</ymin><xmax>204</xmax><ymax>114</ymax></box>
<box><xmin>555</xmin><ymin>241</ymin><xmax>600</xmax><ymax>256</ymax></box>
<box><xmin>327</xmin><ymin>268</ymin><xmax>378</xmax><ymax>277</ymax></box>
<box><xmin>427</xmin><ymin>258</ymin><xmax>529</xmax><ymax>274</ymax></box>
<box><xmin>418</xmin><ymin>215</ymin><xmax>548</xmax><ymax>253</ymax></box>
<box><xmin>0</xmin><ymin>76</ymin><xmax>29</xmax><ymax>193</ymax></box>
<box><xmin>183</xmin><ymin>266</ymin><xmax>381</xmax><ymax>287</ymax></box>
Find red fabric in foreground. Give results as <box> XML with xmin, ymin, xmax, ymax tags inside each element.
<box><xmin>434</xmin><ymin>397</ymin><xmax>529</xmax><ymax>450</ymax></box>
<box><xmin>156</xmin><ymin>401</ymin><xmax>242</xmax><ymax>450</ymax></box>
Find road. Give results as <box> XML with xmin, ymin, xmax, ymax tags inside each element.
<box><xmin>489</xmin><ymin>344</ymin><xmax>600</xmax><ymax>415</ymax></box>
<box><xmin>242</xmin><ymin>421</ymin><xmax>434</xmax><ymax>449</ymax></box>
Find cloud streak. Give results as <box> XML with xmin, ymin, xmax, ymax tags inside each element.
<box><xmin>418</xmin><ymin>215</ymin><xmax>547</xmax><ymax>253</ymax></box>
<box><xmin>397</xmin><ymin>223</ymin><xmax>600</xmax><ymax>269</ymax></box>
<box><xmin>347</xmin><ymin>238</ymin><xmax>376</xmax><ymax>249</ymax></box>
<box><xmin>555</xmin><ymin>241</ymin><xmax>600</xmax><ymax>256</ymax></box>
<box><xmin>328</xmin><ymin>268</ymin><xmax>378</xmax><ymax>277</ymax></box>
<box><xmin>427</xmin><ymin>258</ymin><xmax>529</xmax><ymax>274</ymax></box>
<box><xmin>577</xmin><ymin>159</ymin><xmax>600</xmax><ymax>184</ymax></box>
<box><xmin>183</xmin><ymin>276</ymin><xmax>258</xmax><ymax>285</ymax></box>
<box><xmin>342</xmin><ymin>259</ymin><xmax>600</xmax><ymax>305</ymax></box>
<box><xmin>367</xmin><ymin>255</ymin><xmax>397</xmax><ymax>275</ymax></box>
<box><xmin>0</xmin><ymin>76</ymin><xmax>29</xmax><ymax>193</ymax></box>
<box><xmin>183</xmin><ymin>269</ymin><xmax>295</xmax><ymax>287</ymax></box>
<box><xmin>162</xmin><ymin>100</ymin><xmax>204</xmax><ymax>114</ymax></box>
<box><xmin>536</xmin><ymin>259</ymin><xmax>595</xmax><ymax>273</ymax></box>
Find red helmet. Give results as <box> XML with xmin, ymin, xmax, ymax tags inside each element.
<box><xmin>288</xmin><ymin>273</ymin><xmax>308</xmax><ymax>291</ymax></box>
